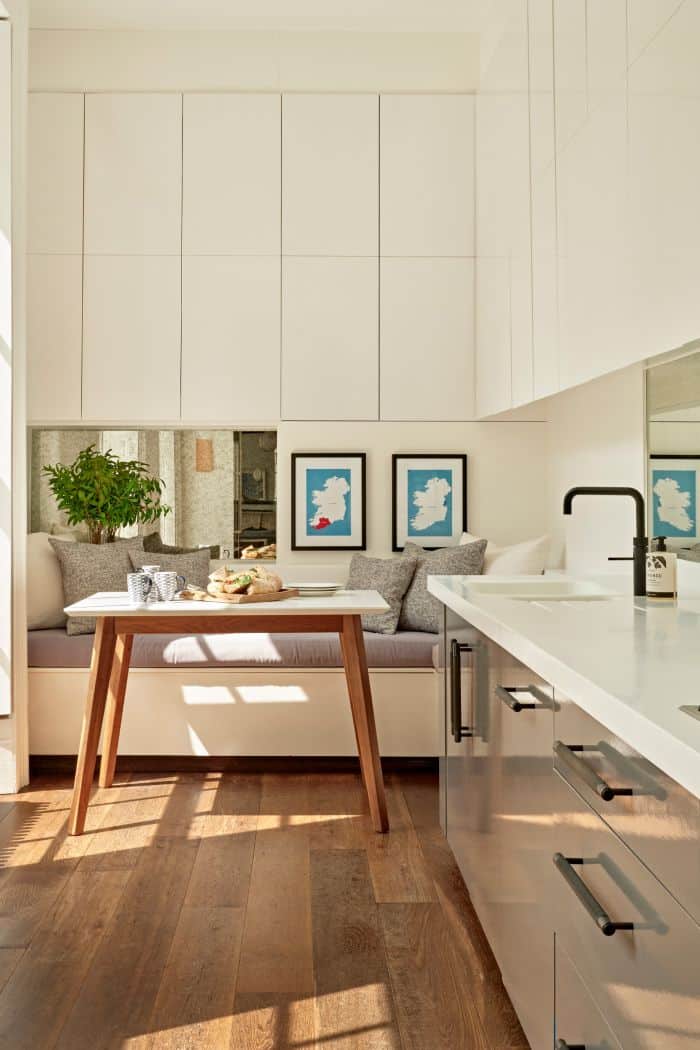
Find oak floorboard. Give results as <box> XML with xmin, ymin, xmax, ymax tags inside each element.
<box><xmin>310</xmin><ymin>849</ymin><xmax>402</xmax><ymax>1050</ymax></box>
<box><xmin>54</xmin><ymin>776</ymin><xmax>204</xmax><ymax>1049</ymax></box>
<box><xmin>363</xmin><ymin>777</ymin><xmax>436</xmax><ymax>903</ymax></box>
<box><xmin>0</xmin><ymin>777</ymin><xmax>131</xmax><ymax>950</ymax></box>
<box><xmin>307</xmin><ymin>772</ymin><xmax>365</xmax><ymax>851</ymax></box>
<box><xmin>0</xmin><ymin>869</ymin><xmax>131</xmax><ymax>1050</ymax></box>
<box><xmin>230</xmin><ymin>993</ymin><xmax>316</xmax><ymax>1050</ymax></box>
<box><xmin>144</xmin><ymin>905</ymin><xmax>246</xmax><ymax>1050</ymax></box>
<box><xmin>184</xmin><ymin>774</ymin><xmax>260</xmax><ymax>909</ymax></box>
<box><xmin>235</xmin><ymin>775</ymin><xmax>314</xmax><ymax>997</ymax></box>
<box><xmin>398</xmin><ymin>783</ymin><xmax>528</xmax><ymax>1049</ymax></box>
<box><xmin>0</xmin><ymin>949</ymin><xmax>23</xmax><ymax>995</ymax></box>
<box><xmin>380</xmin><ymin>902</ymin><xmax>489</xmax><ymax>1050</ymax></box>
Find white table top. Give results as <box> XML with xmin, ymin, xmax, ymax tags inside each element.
<box><xmin>65</xmin><ymin>589</ymin><xmax>390</xmax><ymax>618</ymax></box>
<box><xmin>428</xmin><ymin>573</ymin><xmax>700</xmax><ymax>800</ymax></box>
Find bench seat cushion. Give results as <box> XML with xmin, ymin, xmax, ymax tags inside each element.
<box><xmin>28</xmin><ymin>628</ymin><xmax>439</xmax><ymax>670</ymax></box>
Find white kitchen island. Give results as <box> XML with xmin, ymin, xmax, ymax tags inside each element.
<box><xmin>428</xmin><ymin>573</ymin><xmax>700</xmax><ymax>1050</ymax></box>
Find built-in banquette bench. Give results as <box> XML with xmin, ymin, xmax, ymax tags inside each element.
<box><xmin>27</xmin><ymin>626</ymin><xmax>444</xmax><ymax>760</ymax></box>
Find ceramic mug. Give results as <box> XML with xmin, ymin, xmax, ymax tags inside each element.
<box><xmin>153</xmin><ymin>570</ymin><xmax>186</xmax><ymax>602</ymax></box>
<box><xmin>126</xmin><ymin>572</ymin><xmax>153</xmax><ymax>605</ymax></box>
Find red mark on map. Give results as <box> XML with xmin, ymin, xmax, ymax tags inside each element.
<box><xmin>311</xmin><ymin>517</ymin><xmax>331</xmax><ymax>530</ymax></box>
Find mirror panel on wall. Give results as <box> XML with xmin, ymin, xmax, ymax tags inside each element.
<box><xmin>646</xmin><ymin>346</ymin><xmax>700</xmax><ymax>561</ymax></box>
<box><xmin>29</xmin><ymin>428</ymin><xmax>277</xmax><ymax>559</ymax></box>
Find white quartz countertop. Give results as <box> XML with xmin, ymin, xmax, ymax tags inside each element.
<box><xmin>427</xmin><ymin>574</ymin><xmax>700</xmax><ymax>801</ymax></box>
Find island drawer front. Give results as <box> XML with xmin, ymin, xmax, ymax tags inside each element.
<box><xmin>552</xmin><ymin>771</ymin><xmax>700</xmax><ymax>1050</ymax></box>
<box><xmin>554</xmin><ymin>695</ymin><xmax>700</xmax><ymax>923</ymax></box>
<box><xmin>555</xmin><ymin>941</ymin><xmax>622</xmax><ymax>1050</ymax></box>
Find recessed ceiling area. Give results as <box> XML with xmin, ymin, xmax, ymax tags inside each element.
<box><xmin>30</xmin><ymin>0</ymin><xmax>484</xmax><ymax>33</ymax></box>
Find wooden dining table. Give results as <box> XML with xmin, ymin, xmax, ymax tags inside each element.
<box><xmin>64</xmin><ymin>589</ymin><xmax>391</xmax><ymax>836</ymax></box>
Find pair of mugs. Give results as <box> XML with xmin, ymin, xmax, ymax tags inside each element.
<box><xmin>127</xmin><ymin>565</ymin><xmax>186</xmax><ymax>604</ymax></box>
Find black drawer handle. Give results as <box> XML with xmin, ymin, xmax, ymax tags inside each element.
<box><xmin>553</xmin><ymin>853</ymin><xmax>635</xmax><ymax>937</ymax></box>
<box><xmin>554</xmin><ymin>741</ymin><xmax>633</xmax><ymax>802</ymax></box>
<box><xmin>450</xmin><ymin>639</ymin><xmax>474</xmax><ymax>743</ymax></box>
<box><xmin>496</xmin><ymin>684</ymin><xmax>551</xmax><ymax>712</ymax></box>
<box><xmin>555</xmin><ymin>1042</ymin><xmax>586</xmax><ymax>1050</ymax></box>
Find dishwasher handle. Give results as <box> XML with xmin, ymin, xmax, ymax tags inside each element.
<box><xmin>450</xmin><ymin>639</ymin><xmax>474</xmax><ymax>743</ymax></box>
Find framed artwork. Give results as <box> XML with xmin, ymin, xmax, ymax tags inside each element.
<box><xmin>392</xmin><ymin>454</ymin><xmax>467</xmax><ymax>551</ymax></box>
<box><xmin>649</xmin><ymin>455</ymin><xmax>700</xmax><ymax>543</ymax></box>
<box><xmin>291</xmin><ymin>452</ymin><xmax>366</xmax><ymax>551</ymax></box>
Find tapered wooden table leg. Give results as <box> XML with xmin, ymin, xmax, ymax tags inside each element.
<box><xmin>99</xmin><ymin>633</ymin><xmax>133</xmax><ymax>789</ymax></box>
<box><xmin>340</xmin><ymin>614</ymin><xmax>389</xmax><ymax>833</ymax></box>
<box><xmin>68</xmin><ymin>617</ymin><xmax>117</xmax><ymax>835</ymax></box>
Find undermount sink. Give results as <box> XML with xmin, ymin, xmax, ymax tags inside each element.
<box><xmin>463</xmin><ymin>577</ymin><xmax>617</xmax><ymax>602</ymax></box>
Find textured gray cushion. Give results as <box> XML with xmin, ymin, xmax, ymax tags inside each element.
<box><xmin>399</xmin><ymin>540</ymin><xmax>487</xmax><ymax>633</ymax></box>
<box><xmin>27</xmin><ymin>627</ymin><xmax>437</xmax><ymax>669</ymax></box>
<box><xmin>129</xmin><ymin>549</ymin><xmax>210</xmax><ymax>590</ymax></box>
<box><xmin>346</xmin><ymin>553</ymin><xmax>418</xmax><ymax>634</ymax></box>
<box><xmin>142</xmin><ymin>532</ymin><xmax>220</xmax><ymax>558</ymax></box>
<box><xmin>49</xmin><ymin>537</ymin><xmax>145</xmax><ymax>636</ymax></box>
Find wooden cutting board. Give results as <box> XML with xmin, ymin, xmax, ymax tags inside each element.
<box><xmin>184</xmin><ymin>587</ymin><xmax>300</xmax><ymax>605</ymax></box>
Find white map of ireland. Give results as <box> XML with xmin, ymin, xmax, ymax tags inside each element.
<box><xmin>653</xmin><ymin>476</ymin><xmax>693</xmax><ymax>532</ymax></box>
<box><xmin>309</xmin><ymin>475</ymin><xmax>350</xmax><ymax>530</ymax></box>
<box><xmin>411</xmin><ymin>476</ymin><xmax>452</xmax><ymax>531</ymax></box>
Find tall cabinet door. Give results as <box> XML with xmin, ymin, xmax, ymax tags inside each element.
<box><xmin>82</xmin><ymin>93</ymin><xmax>182</xmax><ymax>421</ymax></box>
<box><xmin>281</xmin><ymin>95</ymin><xmax>378</xmax><ymax>420</ymax></box>
<box><xmin>379</xmin><ymin>95</ymin><xmax>475</xmax><ymax>421</ymax></box>
<box><xmin>181</xmin><ymin>94</ymin><xmax>281</xmax><ymax>422</ymax></box>
<box><xmin>27</xmin><ymin>93</ymin><xmax>84</xmax><ymax>421</ymax></box>
<box><xmin>282</xmin><ymin>257</ymin><xmax>378</xmax><ymax>421</ymax></box>
<box><xmin>282</xmin><ymin>94</ymin><xmax>378</xmax><ymax>257</ymax></box>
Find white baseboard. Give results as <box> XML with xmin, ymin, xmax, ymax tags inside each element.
<box><xmin>29</xmin><ymin>666</ymin><xmax>441</xmax><ymax>757</ymax></box>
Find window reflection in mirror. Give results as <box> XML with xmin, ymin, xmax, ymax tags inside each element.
<box><xmin>646</xmin><ymin>347</ymin><xmax>700</xmax><ymax>561</ymax></box>
<box><xmin>29</xmin><ymin>428</ymin><xmax>277</xmax><ymax>560</ymax></box>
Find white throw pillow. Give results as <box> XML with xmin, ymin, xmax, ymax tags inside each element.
<box><xmin>460</xmin><ymin>532</ymin><xmax>549</xmax><ymax>575</ymax></box>
<box><xmin>27</xmin><ymin>532</ymin><xmax>74</xmax><ymax>630</ymax></box>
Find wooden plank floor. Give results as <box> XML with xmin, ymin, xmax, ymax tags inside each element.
<box><xmin>0</xmin><ymin>772</ymin><xmax>528</xmax><ymax>1050</ymax></box>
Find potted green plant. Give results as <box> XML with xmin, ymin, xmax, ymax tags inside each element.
<box><xmin>43</xmin><ymin>444</ymin><xmax>171</xmax><ymax>545</ymax></box>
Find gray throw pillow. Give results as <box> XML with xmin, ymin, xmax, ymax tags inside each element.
<box><xmin>49</xmin><ymin>536</ymin><xmax>145</xmax><ymax>636</ymax></box>
<box><xmin>399</xmin><ymin>540</ymin><xmax>487</xmax><ymax>633</ymax></box>
<box><xmin>346</xmin><ymin>553</ymin><xmax>418</xmax><ymax>634</ymax></box>
<box><xmin>129</xmin><ymin>549</ymin><xmax>211</xmax><ymax>590</ymax></box>
<box><xmin>142</xmin><ymin>532</ymin><xmax>221</xmax><ymax>558</ymax></box>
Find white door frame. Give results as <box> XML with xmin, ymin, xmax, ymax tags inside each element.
<box><xmin>0</xmin><ymin>0</ymin><xmax>29</xmax><ymax>792</ymax></box>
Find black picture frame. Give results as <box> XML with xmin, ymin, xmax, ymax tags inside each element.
<box><xmin>291</xmin><ymin>452</ymin><xmax>367</xmax><ymax>551</ymax></box>
<box><xmin>391</xmin><ymin>453</ymin><xmax>468</xmax><ymax>552</ymax></box>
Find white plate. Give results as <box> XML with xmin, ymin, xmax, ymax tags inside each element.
<box><xmin>287</xmin><ymin>582</ymin><xmax>342</xmax><ymax>594</ymax></box>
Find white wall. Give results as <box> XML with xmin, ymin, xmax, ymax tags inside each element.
<box><xmin>546</xmin><ymin>364</ymin><xmax>646</xmax><ymax>573</ymax></box>
<box><xmin>277</xmin><ymin>419</ymin><xmax>549</xmax><ymax>573</ymax></box>
<box><xmin>29</xmin><ymin>29</ymin><xmax>479</xmax><ymax>92</ymax></box>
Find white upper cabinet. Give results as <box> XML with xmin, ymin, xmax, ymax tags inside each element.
<box><xmin>28</xmin><ymin>93</ymin><xmax>84</xmax><ymax>254</ymax></box>
<box><xmin>380</xmin><ymin>258</ymin><xmax>474</xmax><ymax>420</ymax></box>
<box><xmin>182</xmin><ymin>94</ymin><xmax>281</xmax><ymax>255</ymax></box>
<box><xmin>282</xmin><ymin>94</ymin><xmax>378</xmax><ymax>256</ymax></box>
<box><xmin>82</xmin><ymin>256</ymin><xmax>181</xmax><ymax>421</ymax></box>
<box><xmin>476</xmin><ymin>5</ymin><xmax>532</xmax><ymax>416</ymax></box>
<box><xmin>528</xmin><ymin>0</ymin><xmax>558</xmax><ymax>399</ymax></box>
<box><xmin>27</xmin><ymin>255</ymin><xmax>83</xmax><ymax>421</ymax></box>
<box><xmin>282</xmin><ymin>257</ymin><xmax>378</xmax><ymax>420</ymax></box>
<box><xmin>380</xmin><ymin>95</ymin><xmax>474</xmax><ymax>257</ymax></box>
<box><xmin>627</xmin><ymin>1</ymin><xmax>700</xmax><ymax>360</ymax></box>
<box><xmin>84</xmin><ymin>93</ymin><xmax>182</xmax><ymax>255</ymax></box>
<box><xmin>552</xmin><ymin>1</ymin><xmax>587</xmax><ymax>150</ymax></box>
<box><xmin>181</xmin><ymin>256</ymin><xmax>280</xmax><ymax>423</ymax></box>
